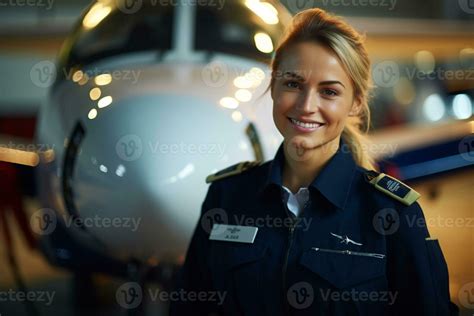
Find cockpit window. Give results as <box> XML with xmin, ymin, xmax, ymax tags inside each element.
<box><xmin>57</xmin><ymin>3</ymin><xmax>174</xmax><ymax>82</ymax></box>
<box><xmin>194</xmin><ymin>0</ymin><xmax>288</xmax><ymax>63</ymax></box>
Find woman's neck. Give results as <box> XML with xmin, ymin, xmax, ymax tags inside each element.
<box><xmin>282</xmin><ymin>136</ymin><xmax>340</xmax><ymax>194</ymax></box>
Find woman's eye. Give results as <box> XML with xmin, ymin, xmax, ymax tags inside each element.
<box><xmin>285</xmin><ymin>81</ymin><xmax>300</xmax><ymax>89</ymax></box>
<box><xmin>322</xmin><ymin>89</ymin><xmax>338</xmax><ymax>96</ymax></box>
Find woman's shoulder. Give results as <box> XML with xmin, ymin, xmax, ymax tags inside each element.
<box><xmin>204</xmin><ymin>159</ymin><xmax>273</xmax><ymax>192</ymax></box>
<box><xmin>205</xmin><ymin>160</ymin><xmax>267</xmax><ymax>184</ymax></box>
<box><xmin>353</xmin><ymin>165</ymin><xmax>421</xmax><ymax>209</ymax></box>
<box><xmin>202</xmin><ymin>160</ymin><xmax>272</xmax><ymax>208</ymax></box>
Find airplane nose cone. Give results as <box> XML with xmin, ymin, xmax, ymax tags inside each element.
<box><xmin>70</xmin><ymin>93</ymin><xmax>254</xmax><ymax>262</ymax></box>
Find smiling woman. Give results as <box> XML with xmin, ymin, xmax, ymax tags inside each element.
<box><xmin>267</xmin><ymin>8</ymin><xmax>374</xmax><ymax>174</ymax></box>
<box><xmin>169</xmin><ymin>8</ymin><xmax>458</xmax><ymax>316</ymax></box>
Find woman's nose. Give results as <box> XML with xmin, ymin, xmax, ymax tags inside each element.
<box><xmin>296</xmin><ymin>88</ymin><xmax>319</xmax><ymax>113</ymax></box>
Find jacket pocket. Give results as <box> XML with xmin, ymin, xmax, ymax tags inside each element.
<box><xmin>299</xmin><ymin>247</ymin><xmax>386</xmax><ymax>289</ymax></box>
<box><xmin>211</xmin><ymin>241</ymin><xmax>268</xmax><ymax>270</ymax></box>
<box><xmin>209</xmin><ymin>241</ymin><xmax>268</xmax><ymax>314</ymax></box>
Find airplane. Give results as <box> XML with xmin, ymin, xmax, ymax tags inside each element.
<box><xmin>0</xmin><ymin>0</ymin><xmax>472</xmax><ymax>313</ymax></box>
<box><xmin>30</xmin><ymin>0</ymin><xmax>292</xmax><ymax>284</ymax></box>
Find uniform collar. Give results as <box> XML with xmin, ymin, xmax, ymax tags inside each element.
<box><xmin>259</xmin><ymin>138</ymin><xmax>357</xmax><ymax>210</ymax></box>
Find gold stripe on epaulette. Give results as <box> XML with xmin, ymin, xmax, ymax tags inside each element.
<box><xmin>205</xmin><ymin>161</ymin><xmax>260</xmax><ymax>183</ymax></box>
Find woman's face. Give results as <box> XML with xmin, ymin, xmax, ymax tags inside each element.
<box><xmin>271</xmin><ymin>41</ymin><xmax>360</xmax><ymax>152</ymax></box>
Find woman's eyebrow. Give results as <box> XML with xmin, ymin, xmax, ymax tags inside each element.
<box><xmin>319</xmin><ymin>80</ymin><xmax>345</xmax><ymax>88</ymax></box>
<box><xmin>282</xmin><ymin>72</ymin><xmax>346</xmax><ymax>88</ymax></box>
<box><xmin>283</xmin><ymin>71</ymin><xmax>305</xmax><ymax>81</ymax></box>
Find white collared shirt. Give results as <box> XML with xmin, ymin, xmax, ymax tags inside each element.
<box><xmin>282</xmin><ymin>186</ymin><xmax>310</xmax><ymax>217</ymax></box>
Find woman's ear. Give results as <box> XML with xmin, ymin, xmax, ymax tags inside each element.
<box><xmin>349</xmin><ymin>96</ymin><xmax>362</xmax><ymax>117</ymax></box>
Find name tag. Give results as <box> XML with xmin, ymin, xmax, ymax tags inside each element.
<box><xmin>209</xmin><ymin>224</ymin><xmax>258</xmax><ymax>243</ymax></box>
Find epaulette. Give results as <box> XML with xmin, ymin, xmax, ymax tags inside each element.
<box><xmin>364</xmin><ymin>170</ymin><xmax>420</xmax><ymax>206</ymax></box>
<box><xmin>205</xmin><ymin>161</ymin><xmax>261</xmax><ymax>183</ymax></box>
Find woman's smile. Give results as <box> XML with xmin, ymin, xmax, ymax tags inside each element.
<box><xmin>287</xmin><ymin>117</ymin><xmax>325</xmax><ymax>133</ymax></box>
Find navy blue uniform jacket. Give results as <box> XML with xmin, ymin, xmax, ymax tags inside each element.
<box><xmin>169</xmin><ymin>140</ymin><xmax>458</xmax><ymax>315</ymax></box>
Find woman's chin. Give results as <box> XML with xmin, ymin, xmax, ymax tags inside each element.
<box><xmin>284</xmin><ymin>136</ymin><xmax>321</xmax><ymax>162</ymax></box>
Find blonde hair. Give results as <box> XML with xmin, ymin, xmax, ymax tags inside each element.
<box><xmin>264</xmin><ymin>8</ymin><xmax>375</xmax><ymax>170</ymax></box>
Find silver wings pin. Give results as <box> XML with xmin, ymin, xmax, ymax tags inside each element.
<box><xmin>330</xmin><ymin>232</ymin><xmax>363</xmax><ymax>246</ymax></box>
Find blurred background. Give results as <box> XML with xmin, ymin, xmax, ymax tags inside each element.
<box><xmin>0</xmin><ymin>0</ymin><xmax>473</xmax><ymax>315</ymax></box>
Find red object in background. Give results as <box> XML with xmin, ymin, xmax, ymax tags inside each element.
<box><xmin>0</xmin><ymin>115</ymin><xmax>38</xmax><ymax>250</ymax></box>
<box><xmin>0</xmin><ymin>116</ymin><xmax>36</xmax><ymax>139</ymax></box>
<box><xmin>0</xmin><ymin>162</ymin><xmax>37</xmax><ymax>249</ymax></box>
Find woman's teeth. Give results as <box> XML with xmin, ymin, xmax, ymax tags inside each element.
<box><xmin>290</xmin><ymin>118</ymin><xmax>321</xmax><ymax>129</ymax></box>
